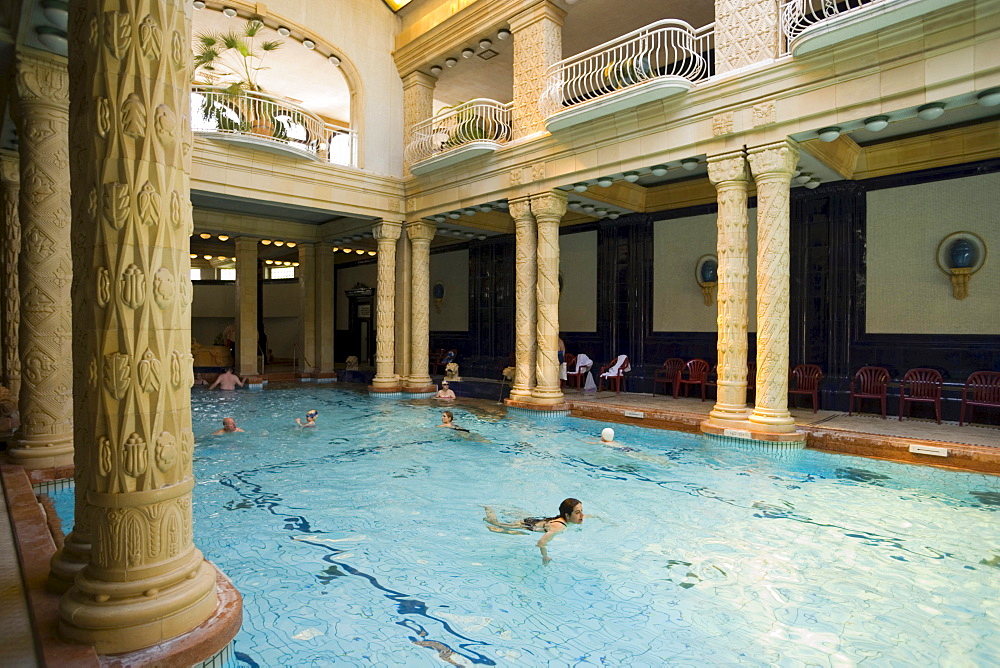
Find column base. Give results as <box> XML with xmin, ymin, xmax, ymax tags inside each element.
<box><xmin>700</xmin><ymin>420</ymin><xmax>806</xmax><ymax>446</ymax></box>
<box><xmin>369</xmin><ymin>382</ymin><xmax>403</xmax><ymax>396</ymax></box>
<box><xmin>707</xmin><ymin>402</ymin><xmax>751</xmax><ymax>427</ymax></box>
<box><xmin>505</xmin><ymin>397</ymin><xmax>570</xmax><ymax>412</ymax></box>
<box><xmin>529</xmin><ymin>388</ymin><xmax>565</xmax><ymax>405</ymax></box>
<box><xmin>7</xmin><ymin>436</ymin><xmax>74</xmax><ymax>470</ymax></box>
<box><xmin>48</xmin><ymin>531</ymin><xmax>91</xmax><ymax>594</ymax></box>
<box><xmin>403</xmin><ymin>381</ymin><xmax>437</xmax><ymax>395</ymax></box>
<box><xmin>244</xmin><ymin>375</ymin><xmax>264</xmax><ymax>391</ymax></box>
<box><xmin>748</xmin><ymin>407</ymin><xmax>797</xmax><ymax>433</ymax></box>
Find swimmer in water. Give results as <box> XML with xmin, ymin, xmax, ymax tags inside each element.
<box><xmin>296</xmin><ymin>409</ymin><xmax>318</xmax><ymax>428</ymax></box>
<box><xmin>212</xmin><ymin>417</ymin><xmax>245</xmax><ymax>435</ymax></box>
<box><xmin>484</xmin><ymin>498</ymin><xmax>585</xmax><ymax>565</ymax></box>
<box><xmin>437</xmin><ymin>410</ymin><xmax>469</xmax><ymax>432</ymax></box>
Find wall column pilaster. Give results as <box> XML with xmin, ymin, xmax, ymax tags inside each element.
<box><xmin>402</xmin><ymin>72</ymin><xmax>435</xmax><ymax>168</ymax></box>
<box><xmin>404</xmin><ymin>221</ymin><xmax>436</xmax><ymax>392</ymax></box>
<box><xmin>9</xmin><ymin>49</ymin><xmax>74</xmax><ymax>470</ymax></box>
<box><xmin>234</xmin><ymin>237</ymin><xmax>258</xmax><ymax>376</ymax></box>
<box><xmin>315</xmin><ymin>242</ymin><xmax>336</xmax><ymax>375</ymax></box>
<box><xmin>58</xmin><ymin>0</ymin><xmax>227</xmax><ymax>654</ymax></box>
<box><xmin>508</xmin><ymin>197</ymin><xmax>536</xmax><ymax>400</ymax></box>
<box><xmin>706</xmin><ymin>150</ymin><xmax>752</xmax><ymax>427</ymax></box>
<box><xmin>371</xmin><ymin>221</ymin><xmax>402</xmax><ymax>391</ymax></box>
<box><xmin>394</xmin><ymin>232</ymin><xmax>412</xmax><ymax>383</ymax></box>
<box><xmin>530</xmin><ymin>191</ymin><xmax>567</xmax><ymax>405</ymax></box>
<box><xmin>299</xmin><ymin>244</ymin><xmax>317</xmax><ymax>374</ymax></box>
<box><xmin>509</xmin><ymin>1</ymin><xmax>566</xmax><ymax>139</ymax></box>
<box><xmin>713</xmin><ymin>0</ymin><xmax>781</xmax><ymax>75</ymax></box>
<box><xmin>747</xmin><ymin>141</ymin><xmax>799</xmax><ymax>433</ymax></box>
<box><xmin>0</xmin><ymin>151</ymin><xmax>21</xmax><ymax>399</ymax></box>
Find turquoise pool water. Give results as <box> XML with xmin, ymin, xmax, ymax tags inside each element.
<box><xmin>54</xmin><ymin>385</ymin><xmax>1000</xmax><ymax>666</ymax></box>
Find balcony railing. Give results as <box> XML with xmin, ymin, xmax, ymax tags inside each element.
<box><xmin>404</xmin><ymin>99</ymin><xmax>513</xmax><ymax>169</ymax></box>
<box><xmin>539</xmin><ymin>20</ymin><xmax>714</xmax><ymax>122</ymax></box>
<box><xmin>781</xmin><ymin>0</ymin><xmax>881</xmax><ymax>43</ymax></box>
<box><xmin>191</xmin><ymin>86</ymin><xmax>356</xmax><ymax>167</ymax></box>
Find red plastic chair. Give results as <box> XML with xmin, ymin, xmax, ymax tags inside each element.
<box><xmin>960</xmin><ymin>371</ymin><xmax>1000</xmax><ymax>426</ymax></box>
<box><xmin>789</xmin><ymin>364</ymin><xmax>823</xmax><ymax>413</ymax></box>
<box><xmin>675</xmin><ymin>359</ymin><xmax>711</xmax><ymax>401</ymax></box>
<box><xmin>561</xmin><ymin>353</ymin><xmax>576</xmax><ymax>388</ymax></box>
<box><xmin>430</xmin><ymin>349</ymin><xmax>456</xmax><ymax>375</ymax></box>
<box><xmin>898</xmin><ymin>368</ymin><xmax>943</xmax><ymax>424</ymax></box>
<box><xmin>849</xmin><ymin>366</ymin><xmax>890</xmax><ymax>419</ymax></box>
<box><xmin>566</xmin><ymin>354</ymin><xmax>593</xmax><ymax>389</ymax></box>
<box><xmin>653</xmin><ymin>358</ymin><xmax>685</xmax><ymax>397</ymax></box>
<box><xmin>598</xmin><ymin>355</ymin><xmax>630</xmax><ymax>394</ymax></box>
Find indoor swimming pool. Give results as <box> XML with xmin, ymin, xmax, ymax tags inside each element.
<box><xmin>54</xmin><ymin>385</ymin><xmax>1000</xmax><ymax>666</ymax></box>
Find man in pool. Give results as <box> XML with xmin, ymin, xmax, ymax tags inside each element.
<box><xmin>484</xmin><ymin>498</ymin><xmax>584</xmax><ymax>565</ymax></box>
<box><xmin>209</xmin><ymin>368</ymin><xmax>245</xmax><ymax>391</ymax></box>
<box><xmin>296</xmin><ymin>409</ymin><xmax>318</xmax><ymax>428</ymax></box>
<box><xmin>212</xmin><ymin>417</ymin><xmax>245</xmax><ymax>435</ymax></box>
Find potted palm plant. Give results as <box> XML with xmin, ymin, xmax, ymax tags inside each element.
<box><xmin>193</xmin><ymin>19</ymin><xmax>286</xmax><ymax>138</ymax></box>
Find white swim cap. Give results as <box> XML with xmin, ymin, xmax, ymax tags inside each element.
<box><xmin>601</xmin><ymin>428</ymin><xmax>615</xmax><ymax>442</ymax></box>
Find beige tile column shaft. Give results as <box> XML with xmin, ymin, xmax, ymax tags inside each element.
<box><xmin>530</xmin><ymin>191</ymin><xmax>567</xmax><ymax>405</ymax></box>
<box><xmin>402</xmin><ymin>72</ymin><xmax>435</xmax><ymax>169</ymax></box>
<box><xmin>9</xmin><ymin>50</ymin><xmax>74</xmax><ymax>470</ymax></box>
<box><xmin>371</xmin><ymin>221</ymin><xmax>403</xmax><ymax>390</ymax></box>
<box><xmin>299</xmin><ymin>244</ymin><xmax>317</xmax><ymax>373</ymax></box>
<box><xmin>747</xmin><ymin>141</ymin><xmax>799</xmax><ymax>433</ymax></box>
<box><xmin>508</xmin><ymin>197</ymin><xmax>536</xmax><ymax>399</ymax></box>
<box><xmin>714</xmin><ymin>0</ymin><xmax>780</xmax><ymax>74</ymax></box>
<box><xmin>405</xmin><ymin>221</ymin><xmax>436</xmax><ymax>392</ymax></box>
<box><xmin>0</xmin><ymin>151</ymin><xmax>20</xmax><ymax>398</ymax></box>
<box><xmin>59</xmin><ymin>0</ymin><xmax>222</xmax><ymax>653</ymax></box>
<box><xmin>234</xmin><ymin>237</ymin><xmax>258</xmax><ymax>376</ymax></box>
<box><xmin>707</xmin><ymin>150</ymin><xmax>752</xmax><ymax>426</ymax></box>
<box><xmin>394</xmin><ymin>232</ymin><xmax>411</xmax><ymax>383</ymax></box>
<box><xmin>316</xmin><ymin>242</ymin><xmax>336</xmax><ymax>374</ymax></box>
<box><xmin>510</xmin><ymin>1</ymin><xmax>566</xmax><ymax>139</ymax></box>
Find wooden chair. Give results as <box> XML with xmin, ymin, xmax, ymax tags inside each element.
<box><xmin>675</xmin><ymin>359</ymin><xmax>711</xmax><ymax>401</ymax></box>
<box><xmin>849</xmin><ymin>366</ymin><xmax>890</xmax><ymax>419</ymax></box>
<box><xmin>653</xmin><ymin>358</ymin><xmax>685</xmax><ymax>397</ymax></box>
<box><xmin>598</xmin><ymin>355</ymin><xmax>630</xmax><ymax>394</ymax></box>
<box><xmin>789</xmin><ymin>364</ymin><xmax>823</xmax><ymax>413</ymax></box>
<box><xmin>899</xmin><ymin>368</ymin><xmax>943</xmax><ymax>424</ymax></box>
<box><xmin>430</xmin><ymin>349</ymin><xmax>456</xmax><ymax>375</ymax></box>
<box><xmin>960</xmin><ymin>371</ymin><xmax>1000</xmax><ymax>426</ymax></box>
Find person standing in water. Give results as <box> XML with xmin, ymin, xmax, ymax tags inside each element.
<box><xmin>212</xmin><ymin>417</ymin><xmax>245</xmax><ymax>435</ymax></box>
<box><xmin>484</xmin><ymin>498</ymin><xmax>585</xmax><ymax>564</ymax></box>
<box><xmin>296</xmin><ymin>409</ymin><xmax>318</xmax><ymax>428</ymax></box>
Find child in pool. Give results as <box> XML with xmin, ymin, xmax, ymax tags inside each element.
<box><xmin>296</xmin><ymin>409</ymin><xmax>318</xmax><ymax>428</ymax></box>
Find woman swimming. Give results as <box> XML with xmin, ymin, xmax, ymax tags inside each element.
<box><xmin>437</xmin><ymin>410</ymin><xmax>469</xmax><ymax>432</ymax></box>
<box><xmin>484</xmin><ymin>498</ymin><xmax>584</xmax><ymax>565</ymax></box>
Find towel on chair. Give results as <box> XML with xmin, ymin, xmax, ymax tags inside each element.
<box><xmin>601</xmin><ymin>354</ymin><xmax>630</xmax><ymax>377</ymax></box>
<box><xmin>575</xmin><ymin>353</ymin><xmax>593</xmax><ymax>373</ymax></box>
<box><xmin>583</xmin><ymin>371</ymin><xmax>597</xmax><ymax>392</ymax></box>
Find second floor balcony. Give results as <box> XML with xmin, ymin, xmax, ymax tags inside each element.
<box><xmin>405</xmin><ymin>99</ymin><xmax>513</xmax><ymax>174</ymax></box>
<box><xmin>192</xmin><ymin>86</ymin><xmax>357</xmax><ymax>167</ymax></box>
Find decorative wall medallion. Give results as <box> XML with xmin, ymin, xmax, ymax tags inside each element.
<box><xmin>532</xmin><ymin>163</ymin><xmax>545</xmax><ymax>182</ymax></box>
<box><xmin>753</xmin><ymin>101</ymin><xmax>776</xmax><ymax>127</ymax></box>
<box><xmin>121</xmin><ymin>93</ymin><xmax>146</xmax><ymax>138</ymax></box>
<box><xmin>137</xmin><ymin>182</ymin><xmax>160</xmax><ymax>226</ymax></box>
<box><xmin>122</xmin><ymin>433</ymin><xmax>148</xmax><ymax>478</ymax></box>
<box><xmin>153</xmin><ymin>267</ymin><xmax>175</xmax><ymax>309</ymax></box>
<box><xmin>713</xmin><ymin>112</ymin><xmax>734</xmax><ymax>137</ymax></box>
<box><xmin>155</xmin><ymin>431</ymin><xmax>177</xmax><ymax>472</ymax></box>
<box><xmin>509</xmin><ymin>167</ymin><xmax>523</xmax><ymax>186</ymax></box>
<box><xmin>103</xmin><ymin>352</ymin><xmax>131</xmax><ymax>399</ymax></box>
<box><xmin>120</xmin><ymin>264</ymin><xmax>146</xmax><ymax>309</ymax></box>
<box><xmin>137</xmin><ymin>349</ymin><xmax>161</xmax><ymax>393</ymax></box>
<box><xmin>23</xmin><ymin>349</ymin><xmax>55</xmax><ymax>384</ymax></box>
<box><xmin>139</xmin><ymin>16</ymin><xmax>162</xmax><ymax>60</ymax></box>
<box><xmin>696</xmin><ymin>254</ymin><xmax>720</xmax><ymax>306</ymax></box>
<box><xmin>936</xmin><ymin>231</ymin><xmax>988</xmax><ymax>300</ymax></box>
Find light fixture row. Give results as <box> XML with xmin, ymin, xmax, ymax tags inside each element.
<box><xmin>260</xmin><ymin>239</ymin><xmax>297</xmax><ymax>247</ymax></box>
<box><xmin>197</xmin><ymin>3</ymin><xmax>342</xmax><ymax>66</ymax></box>
<box><xmin>567</xmin><ymin>201</ymin><xmax>625</xmax><ymax>220</ymax></box>
<box><xmin>428</xmin><ymin>28</ymin><xmax>510</xmax><ymax>76</ymax></box>
<box><xmin>569</xmin><ymin>159</ymin><xmax>701</xmax><ymax>193</ymax></box>
<box><xmin>331</xmin><ymin>232</ymin><xmax>374</xmax><ymax>245</ymax></box>
<box><xmin>264</xmin><ymin>260</ymin><xmax>301</xmax><ymax>266</ymax></box>
<box><xmin>430</xmin><ymin>201</ymin><xmax>508</xmax><ymax>223</ymax></box>
<box><xmin>436</xmin><ymin>229</ymin><xmax>487</xmax><ymax>240</ymax></box>
<box><xmin>330</xmin><ymin>247</ymin><xmax>377</xmax><ymax>256</ymax></box>
<box><xmin>791</xmin><ymin>168</ymin><xmax>821</xmax><ymax>190</ymax></box>
<box><xmin>195</xmin><ymin>233</ymin><xmax>231</xmax><ymax>241</ymax></box>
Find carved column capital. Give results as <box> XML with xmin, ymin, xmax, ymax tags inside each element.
<box><xmin>406</xmin><ymin>220</ymin><xmax>436</xmax><ymax>243</ymax></box>
<box><xmin>373</xmin><ymin>220</ymin><xmax>403</xmax><ymax>242</ymax></box>
<box><xmin>402</xmin><ymin>71</ymin><xmax>437</xmax><ymax>91</ymax></box>
<box><xmin>15</xmin><ymin>49</ymin><xmax>70</xmax><ymax>105</ymax></box>
<box><xmin>747</xmin><ymin>141</ymin><xmax>800</xmax><ymax>179</ymax></box>
<box><xmin>707</xmin><ymin>150</ymin><xmax>749</xmax><ymax>185</ymax></box>
<box><xmin>509</xmin><ymin>0</ymin><xmax>567</xmax><ymax>32</ymax></box>
<box><xmin>509</xmin><ymin>196</ymin><xmax>533</xmax><ymax>224</ymax></box>
<box><xmin>0</xmin><ymin>151</ymin><xmax>19</xmax><ymax>184</ymax></box>
<box><xmin>529</xmin><ymin>190</ymin><xmax>568</xmax><ymax>221</ymax></box>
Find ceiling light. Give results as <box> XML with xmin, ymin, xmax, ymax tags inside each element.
<box><xmin>804</xmin><ymin>179</ymin><xmax>821</xmax><ymax>189</ymax></box>
<box><xmin>479</xmin><ymin>39</ymin><xmax>493</xmax><ymax>50</ymax></box>
<box><xmin>302</xmin><ymin>39</ymin><xmax>316</xmax><ymax>49</ymax></box>
<box><xmin>497</xmin><ymin>29</ymin><xmax>511</xmax><ymax>40</ymax></box>
<box><xmin>328</xmin><ymin>55</ymin><xmax>341</xmax><ymax>66</ymax></box>
<box><xmin>273</xmin><ymin>240</ymin><xmax>285</xmax><ymax>246</ymax></box>
<box><xmin>817</xmin><ymin>127</ymin><xmax>841</xmax><ymax>142</ymax></box>
<box><xmin>276</xmin><ymin>26</ymin><xmax>290</xmax><ymax>36</ymax></box>
<box><xmin>794</xmin><ymin>172</ymin><xmax>812</xmax><ymax>184</ymax></box>
<box><xmin>368</xmin><ymin>251</ymin><xmax>377</xmax><ymax>256</ymax></box>
<box><xmin>448</xmin><ymin>211</ymin><xmax>461</xmax><ymax>219</ymax></box>
<box><xmin>430</xmin><ymin>65</ymin><xmax>442</xmax><ymax>76</ymax></box>
<box><xmin>265</xmin><ymin>259</ymin><xmax>274</xmax><ymax>264</ymax></box>
<box><xmin>568</xmin><ymin>201</ymin><xmax>582</xmax><ymax>210</ymax></box>
<box><xmin>572</xmin><ymin>182</ymin><xmax>588</xmax><ymax>192</ymax></box>
<box><xmin>497</xmin><ymin>201</ymin><xmax>509</xmax><ymax>210</ymax></box>
<box><xmin>193</xmin><ymin>0</ymin><xmax>206</xmax><ymax>8</ymax></box>
<box><xmin>199</xmin><ymin>233</ymin><xmax>211</xmax><ymax>239</ymax></box>
<box><xmin>230</xmin><ymin>257</ymin><xmax>236</xmax><ymax>261</ymax></box>
<box><xmin>462</xmin><ymin>48</ymin><xmax>475</xmax><ymax>58</ymax></box>
<box><xmin>332</xmin><ymin>247</ymin><xmax>339</xmax><ymax>252</ymax></box>
<box><xmin>286</xmin><ymin>242</ymin><xmax>296</xmax><ymax>247</ymax></box>
<box><xmin>463</xmin><ymin>208</ymin><xmax>476</xmax><ymax>216</ymax></box>
<box><xmin>445</xmin><ymin>58</ymin><xmax>457</xmax><ymax>67</ymax></box>
<box><xmin>608</xmin><ymin>212</ymin><xmax>620</xmax><ymax>220</ymax></box>
<box><xmin>650</xmin><ymin>165</ymin><xmax>668</xmax><ymax>176</ymax></box>
<box><xmin>363</xmin><ymin>232</ymin><xmax>373</xmax><ymax>238</ymax></box>
<box><xmin>451</xmin><ymin>230</ymin><xmax>465</xmax><ymax>237</ymax></box>
<box><xmin>203</xmin><ymin>255</ymin><xmax>212</xmax><ymax>260</ymax></box>
<box><xmin>582</xmin><ymin>204</ymin><xmax>595</xmax><ymax>213</ymax></box>
<box><xmin>596</xmin><ymin>177</ymin><xmax>613</xmax><ymax>187</ymax></box>
<box><xmin>917</xmin><ymin>102</ymin><xmax>945</xmax><ymax>120</ymax></box>
<box><xmin>351</xmin><ymin>235</ymin><xmax>363</xmax><ymax>241</ymax></box>
<box><xmin>261</xmin><ymin>239</ymin><xmax>272</xmax><ymax>245</ymax></box>
<box><xmin>681</xmin><ymin>158</ymin><xmax>700</xmax><ymax>171</ymax></box>
<box><xmin>189</xmin><ymin>253</ymin><xmax>197</xmax><ymax>259</ymax></box>
<box><xmin>222</xmin><ymin>7</ymin><xmax>237</xmax><ymax>17</ymax></box>
<box><xmin>595</xmin><ymin>208</ymin><xmax>608</xmax><ymax>217</ymax></box>
<box><xmin>217</xmin><ymin>234</ymin><xmax>229</xmax><ymax>241</ymax></box>
<box><xmin>623</xmin><ymin>171</ymin><xmax>640</xmax><ymax>182</ymax></box>
<box><xmin>342</xmin><ymin>248</ymin><xmax>353</xmax><ymax>253</ymax></box>
<box><xmin>478</xmin><ymin>205</ymin><xmax>492</xmax><ymax>212</ymax></box>
<box><xmin>355</xmin><ymin>249</ymin><xmax>365</xmax><ymax>255</ymax></box>
<box><xmin>292</xmin><ymin>262</ymin><xmax>300</xmax><ymax>267</ymax></box>
<box><xmin>433</xmin><ymin>215</ymin><xmax>446</xmax><ymax>223</ymax></box>
<box><xmin>217</xmin><ymin>255</ymin><xmax>226</xmax><ymax>260</ymax></box>
<box><xmin>863</xmin><ymin>115</ymin><xmax>890</xmax><ymax>132</ymax></box>
<box><xmin>977</xmin><ymin>88</ymin><xmax>1000</xmax><ymax>107</ymax></box>
<box><xmin>477</xmin><ymin>235</ymin><xmax>486</xmax><ymax>240</ymax></box>
<box><xmin>464</xmin><ymin>232</ymin><xmax>475</xmax><ymax>238</ymax></box>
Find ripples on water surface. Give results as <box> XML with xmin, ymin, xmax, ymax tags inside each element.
<box><xmin>60</xmin><ymin>385</ymin><xmax>1000</xmax><ymax>666</ymax></box>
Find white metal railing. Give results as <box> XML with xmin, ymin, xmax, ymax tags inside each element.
<box><xmin>191</xmin><ymin>85</ymin><xmax>356</xmax><ymax>167</ymax></box>
<box><xmin>781</xmin><ymin>0</ymin><xmax>882</xmax><ymax>46</ymax></box>
<box><xmin>539</xmin><ymin>20</ymin><xmax>714</xmax><ymax>118</ymax></box>
<box><xmin>404</xmin><ymin>99</ymin><xmax>512</xmax><ymax>165</ymax></box>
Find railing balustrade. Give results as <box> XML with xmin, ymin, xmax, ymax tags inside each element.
<box><xmin>404</xmin><ymin>99</ymin><xmax>513</xmax><ymax>166</ymax></box>
<box><xmin>191</xmin><ymin>85</ymin><xmax>356</xmax><ymax>167</ymax></box>
<box><xmin>539</xmin><ymin>20</ymin><xmax>714</xmax><ymax>119</ymax></box>
<box><xmin>781</xmin><ymin>0</ymin><xmax>882</xmax><ymax>46</ymax></box>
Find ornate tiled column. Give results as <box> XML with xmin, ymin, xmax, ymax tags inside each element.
<box><xmin>714</xmin><ymin>0</ymin><xmax>780</xmax><ymax>75</ymax></box>
<box><xmin>507</xmin><ymin>197</ymin><xmax>536</xmax><ymax>401</ymax></box>
<box><xmin>404</xmin><ymin>221</ymin><xmax>436</xmax><ymax>393</ymax></box>
<box><xmin>530</xmin><ymin>192</ymin><xmax>567</xmax><ymax>405</ymax></box>
<box><xmin>315</xmin><ymin>241</ymin><xmax>336</xmax><ymax>379</ymax></box>
<box><xmin>706</xmin><ymin>151</ymin><xmax>752</xmax><ymax>427</ymax></box>
<box><xmin>0</xmin><ymin>151</ymin><xmax>20</xmax><ymax>399</ymax></box>
<box><xmin>747</xmin><ymin>141</ymin><xmax>799</xmax><ymax>434</ymax></box>
<box><xmin>394</xmin><ymin>231</ymin><xmax>411</xmax><ymax>384</ymax></box>
<box><xmin>509</xmin><ymin>1</ymin><xmax>565</xmax><ymax>139</ymax></box>
<box><xmin>402</xmin><ymin>72</ymin><xmax>435</xmax><ymax>168</ymax></box>
<box><xmin>234</xmin><ymin>237</ymin><xmax>258</xmax><ymax>377</ymax></box>
<box><xmin>59</xmin><ymin>0</ymin><xmax>234</xmax><ymax>655</ymax></box>
<box><xmin>299</xmin><ymin>243</ymin><xmax>317</xmax><ymax>375</ymax></box>
<box><xmin>9</xmin><ymin>50</ymin><xmax>74</xmax><ymax>470</ymax></box>
<box><xmin>371</xmin><ymin>221</ymin><xmax>402</xmax><ymax>392</ymax></box>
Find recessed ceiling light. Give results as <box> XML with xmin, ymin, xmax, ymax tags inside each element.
<box><xmin>462</xmin><ymin>48</ymin><xmax>475</xmax><ymax>58</ymax></box>
<box><xmin>448</xmin><ymin>211</ymin><xmax>461</xmax><ymax>219</ymax></box>
<box><xmin>977</xmin><ymin>88</ymin><xmax>1000</xmax><ymax>107</ymax></box>
<box><xmin>463</xmin><ymin>208</ymin><xmax>476</xmax><ymax>216</ymax></box>
<box><xmin>368</xmin><ymin>251</ymin><xmax>377</xmax><ymax>256</ymax></box>
<box><xmin>433</xmin><ymin>215</ymin><xmax>446</xmax><ymax>223</ymax></box>
<box><xmin>479</xmin><ymin>39</ymin><xmax>492</xmax><ymax>49</ymax></box>
<box><xmin>189</xmin><ymin>253</ymin><xmax>197</xmax><ymax>259</ymax></box>
<box><xmin>261</xmin><ymin>239</ymin><xmax>272</xmax><ymax>245</ymax></box>
<box><xmin>193</xmin><ymin>1</ymin><xmax>206</xmax><ymax>8</ymax></box>
<box><xmin>286</xmin><ymin>242</ymin><xmax>296</xmax><ymax>247</ymax></box>
<box><xmin>623</xmin><ymin>171</ymin><xmax>640</xmax><ymax>182</ymax></box>
<box><xmin>650</xmin><ymin>165</ymin><xmax>668</xmax><ymax>176</ymax></box>
<box><xmin>203</xmin><ymin>255</ymin><xmax>212</xmax><ymax>260</ymax></box>
<box><xmin>596</xmin><ymin>177</ymin><xmax>613</xmax><ymax>187</ymax></box>
<box><xmin>582</xmin><ymin>204</ymin><xmax>595</xmax><ymax>213</ymax></box>
<box><xmin>608</xmin><ymin>212</ymin><xmax>620</xmax><ymax>219</ymax></box>
<box><xmin>804</xmin><ymin>179</ymin><xmax>821</xmax><ymax>189</ymax></box>
<box><xmin>572</xmin><ymin>182</ymin><xmax>588</xmax><ymax>192</ymax></box>
<box><xmin>478</xmin><ymin>205</ymin><xmax>492</xmax><ymax>212</ymax></box>
<box><xmin>273</xmin><ymin>240</ymin><xmax>285</xmax><ymax>246</ymax></box>
<box><xmin>332</xmin><ymin>247</ymin><xmax>339</xmax><ymax>252</ymax></box>
<box><xmin>497</xmin><ymin>29</ymin><xmax>511</xmax><ymax>40</ymax></box>
<box><xmin>277</xmin><ymin>26</ymin><xmax>290</xmax><ymax>36</ymax></box>
<box><xmin>916</xmin><ymin>102</ymin><xmax>945</xmax><ymax>120</ymax></box>
<box><xmin>199</xmin><ymin>233</ymin><xmax>211</xmax><ymax>239</ymax></box>
<box><xmin>816</xmin><ymin>127</ymin><xmax>841</xmax><ymax>142</ymax></box>
<box><xmin>430</xmin><ymin>65</ymin><xmax>442</xmax><ymax>76</ymax></box>
<box><xmin>302</xmin><ymin>39</ymin><xmax>316</xmax><ymax>50</ymax></box>
<box><xmin>355</xmin><ymin>249</ymin><xmax>365</xmax><ymax>255</ymax></box>
<box><xmin>863</xmin><ymin>115</ymin><xmax>890</xmax><ymax>132</ymax></box>
<box><xmin>222</xmin><ymin>7</ymin><xmax>237</xmax><ymax>17</ymax></box>
<box><xmin>328</xmin><ymin>55</ymin><xmax>341</xmax><ymax>66</ymax></box>
<box><xmin>217</xmin><ymin>234</ymin><xmax>229</xmax><ymax>241</ymax></box>
<box><xmin>265</xmin><ymin>259</ymin><xmax>274</xmax><ymax>264</ymax></box>
<box><xmin>568</xmin><ymin>201</ymin><xmax>582</xmax><ymax>209</ymax></box>
<box><xmin>681</xmin><ymin>158</ymin><xmax>700</xmax><ymax>171</ymax></box>
<box><xmin>445</xmin><ymin>58</ymin><xmax>457</xmax><ymax>67</ymax></box>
